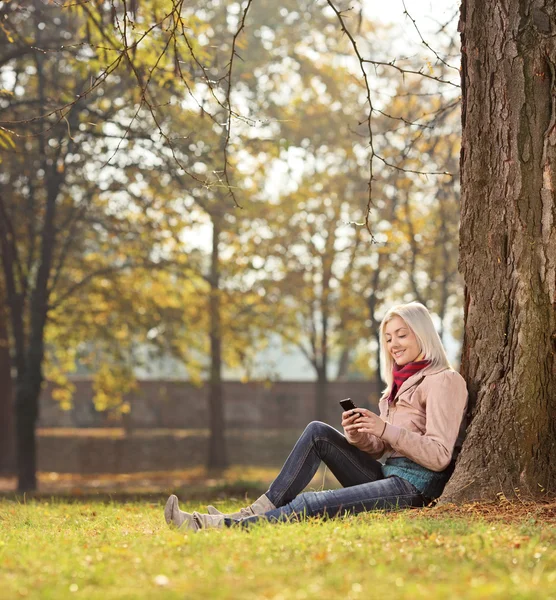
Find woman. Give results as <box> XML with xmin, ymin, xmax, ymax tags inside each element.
<box><xmin>164</xmin><ymin>301</ymin><xmax>468</xmax><ymax>532</ymax></box>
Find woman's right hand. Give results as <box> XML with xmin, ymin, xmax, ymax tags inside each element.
<box><xmin>342</xmin><ymin>410</ymin><xmax>365</xmax><ymax>444</ymax></box>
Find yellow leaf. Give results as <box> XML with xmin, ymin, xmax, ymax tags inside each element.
<box><xmin>0</xmin><ymin>128</ymin><xmax>15</xmax><ymax>150</ymax></box>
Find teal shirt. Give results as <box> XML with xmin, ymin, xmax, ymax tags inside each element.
<box><xmin>382</xmin><ymin>456</ymin><xmax>455</xmax><ymax>500</ymax></box>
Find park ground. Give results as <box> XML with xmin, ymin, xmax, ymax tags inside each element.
<box><xmin>0</xmin><ymin>468</ymin><xmax>555</xmax><ymax>600</ymax></box>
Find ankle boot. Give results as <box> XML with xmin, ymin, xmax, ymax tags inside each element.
<box><xmin>164</xmin><ymin>495</ymin><xmax>197</xmax><ymax>530</ymax></box>
<box><xmin>206</xmin><ymin>493</ymin><xmax>276</xmax><ymax>519</ymax></box>
<box><xmin>164</xmin><ymin>495</ymin><xmax>226</xmax><ymax>532</ymax></box>
<box><xmin>191</xmin><ymin>511</ymin><xmax>225</xmax><ymax>530</ymax></box>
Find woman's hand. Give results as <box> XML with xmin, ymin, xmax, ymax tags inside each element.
<box><xmin>341</xmin><ymin>410</ymin><xmax>365</xmax><ymax>443</ymax></box>
<box><xmin>343</xmin><ymin>408</ymin><xmax>386</xmax><ymax>438</ymax></box>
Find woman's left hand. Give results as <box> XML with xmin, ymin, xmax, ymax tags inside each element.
<box><xmin>343</xmin><ymin>408</ymin><xmax>387</xmax><ymax>438</ymax></box>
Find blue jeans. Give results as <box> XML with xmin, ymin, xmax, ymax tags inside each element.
<box><xmin>229</xmin><ymin>421</ymin><xmax>426</xmax><ymax>528</ymax></box>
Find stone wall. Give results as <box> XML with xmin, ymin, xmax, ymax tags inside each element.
<box><xmin>36</xmin><ymin>429</ymin><xmax>303</xmax><ymax>474</ymax></box>
<box><xmin>39</xmin><ymin>379</ymin><xmax>381</xmax><ymax>430</ymax></box>
<box><xmin>34</xmin><ymin>379</ymin><xmax>380</xmax><ymax>473</ymax></box>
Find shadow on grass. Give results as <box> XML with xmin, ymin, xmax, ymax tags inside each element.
<box><xmin>0</xmin><ymin>481</ymin><xmax>269</xmax><ymax>504</ymax></box>
<box><xmin>0</xmin><ymin>465</ymin><xmax>280</xmax><ymax>503</ymax></box>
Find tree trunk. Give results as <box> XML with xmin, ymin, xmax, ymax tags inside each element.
<box><xmin>367</xmin><ymin>286</ymin><xmax>384</xmax><ymax>394</ymax></box>
<box><xmin>315</xmin><ymin>367</ymin><xmax>329</xmax><ymax>423</ymax></box>
<box><xmin>0</xmin><ymin>302</ymin><xmax>15</xmax><ymax>475</ymax></box>
<box><xmin>442</xmin><ymin>0</ymin><xmax>556</xmax><ymax>502</ymax></box>
<box><xmin>207</xmin><ymin>217</ymin><xmax>227</xmax><ymax>471</ymax></box>
<box><xmin>373</xmin><ymin>327</ymin><xmax>384</xmax><ymax>394</ymax></box>
<box><xmin>14</xmin><ymin>378</ymin><xmax>40</xmax><ymax>491</ymax></box>
<box><xmin>336</xmin><ymin>347</ymin><xmax>350</xmax><ymax>380</ymax></box>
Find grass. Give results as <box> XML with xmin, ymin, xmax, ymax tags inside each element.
<box><xmin>1</xmin><ymin>494</ymin><xmax>555</xmax><ymax>600</ymax></box>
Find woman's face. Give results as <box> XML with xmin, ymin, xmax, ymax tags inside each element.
<box><xmin>384</xmin><ymin>316</ymin><xmax>421</xmax><ymax>366</ymax></box>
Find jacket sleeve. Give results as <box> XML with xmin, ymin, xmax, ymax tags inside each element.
<box><xmin>379</xmin><ymin>371</ymin><xmax>468</xmax><ymax>471</ymax></box>
<box><xmin>344</xmin><ymin>398</ymin><xmax>390</xmax><ymax>459</ymax></box>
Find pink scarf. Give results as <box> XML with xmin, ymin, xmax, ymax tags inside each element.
<box><xmin>387</xmin><ymin>360</ymin><xmax>430</xmax><ymax>404</ymax></box>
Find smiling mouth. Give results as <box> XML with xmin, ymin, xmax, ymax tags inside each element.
<box><xmin>393</xmin><ymin>350</ymin><xmax>405</xmax><ymax>359</ymax></box>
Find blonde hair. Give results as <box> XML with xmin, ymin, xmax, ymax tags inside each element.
<box><xmin>379</xmin><ymin>302</ymin><xmax>451</xmax><ymax>396</ymax></box>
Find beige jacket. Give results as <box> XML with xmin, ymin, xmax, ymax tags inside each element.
<box><xmin>345</xmin><ymin>365</ymin><xmax>468</xmax><ymax>472</ymax></box>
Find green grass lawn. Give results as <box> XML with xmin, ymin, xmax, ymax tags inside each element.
<box><xmin>1</xmin><ymin>496</ymin><xmax>555</xmax><ymax>600</ymax></box>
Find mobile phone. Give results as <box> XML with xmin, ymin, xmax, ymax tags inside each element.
<box><xmin>339</xmin><ymin>398</ymin><xmax>362</xmax><ymax>417</ymax></box>
<box><xmin>339</xmin><ymin>398</ymin><xmax>357</xmax><ymax>411</ymax></box>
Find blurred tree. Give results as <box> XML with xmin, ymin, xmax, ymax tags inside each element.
<box><xmin>221</xmin><ymin>3</ymin><xmax>465</xmax><ymax>421</ymax></box>
<box><xmin>347</xmin><ymin>65</ymin><xmax>463</xmax><ymax>391</ymax></box>
<box><xmin>45</xmin><ymin>267</ymin><xmax>209</xmax><ymax>414</ymax></box>
<box><xmin>0</xmin><ymin>0</ymin><xmax>210</xmax><ymax>490</ymax></box>
<box><xmin>0</xmin><ymin>284</ymin><xmax>15</xmax><ymax>475</ymax></box>
<box><xmin>161</xmin><ymin>0</ymin><xmax>383</xmax><ymax>460</ymax></box>
<box><xmin>264</xmin><ymin>176</ymin><xmax>370</xmax><ymax>421</ymax></box>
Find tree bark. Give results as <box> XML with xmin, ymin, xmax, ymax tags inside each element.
<box><xmin>207</xmin><ymin>216</ymin><xmax>228</xmax><ymax>471</ymax></box>
<box><xmin>442</xmin><ymin>0</ymin><xmax>556</xmax><ymax>502</ymax></box>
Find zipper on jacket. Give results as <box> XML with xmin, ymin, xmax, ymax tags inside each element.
<box><xmin>386</xmin><ymin>404</ymin><xmax>395</xmax><ymax>421</ymax></box>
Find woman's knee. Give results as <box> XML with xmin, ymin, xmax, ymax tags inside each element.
<box><xmin>304</xmin><ymin>421</ymin><xmax>334</xmax><ymax>438</ymax></box>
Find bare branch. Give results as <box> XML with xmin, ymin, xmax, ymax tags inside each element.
<box><xmin>324</xmin><ymin>0</ymin><xmax>377</xmax><ymax>236</ymax></box>
<box><xmin>220</xmin><ymin>0</ymin><xmax>254</xmax><ymax>210</ymax></box>
<box><xmin>402</xmin><ymin>0</ymin><xmax>460</xmax><ymax>73</ymax></box>
<box><xmin>362</xmin><ymin>58</ymin><xmax>459</xmax><ymax>88</ymax></box>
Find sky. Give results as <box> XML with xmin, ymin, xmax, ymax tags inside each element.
<box><xmin>362</xmin><ymin>0</ymin><xmax>461</xmax><ymax>78</ymax></box>
<box><xmin>363</xmin><ymin>0</ymin><xmax>459</xmax><ymax>40</ymax></box>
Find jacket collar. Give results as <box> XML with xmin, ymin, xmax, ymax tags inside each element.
<box><xmin>395</xmin><ymin>363</ymin><xmax>450</xmax><ymax>398</ymax></box>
